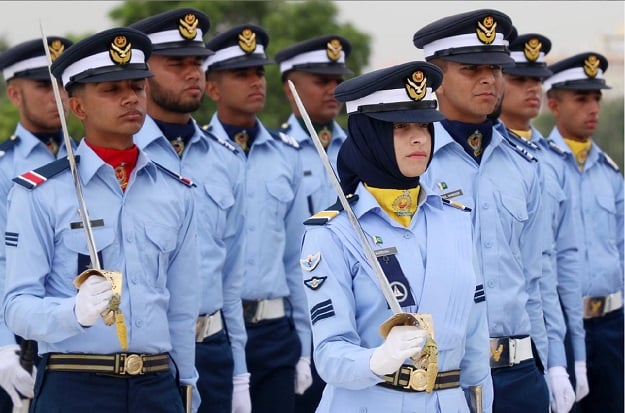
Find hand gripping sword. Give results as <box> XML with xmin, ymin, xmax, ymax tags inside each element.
<box><xmin>40</xmin><ymin>22</ymin><xmax>127</xmax><ymax>350</ymax></box>
<box><xmin>287</xmin><ymin>80</ymin><xmax>439</xmax><ymax>391</ymax></box>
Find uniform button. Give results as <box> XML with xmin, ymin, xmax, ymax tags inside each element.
<box><xmin>484</xmin><ymin>240</ymin><xmax>492</xmax><ymax>248</ymax></box>
<box><xmin>403</xmin><ymin>232</ymin><xmax>412</xmax><ymax>239</ymax></box>
<box><xmin>247</xmin><ymin>258</ymin><xmax>255</xmax><ymax>265</ymax></box>
<box><xmin>135</xmin><ymin>319</ymin><xmax>143</xmax><ymax>327</ymax></box>
<box><xmin>359</xmin><ymin>408</ymin><xmax>367</xmax><ymax>413</ymax></box>
<box><xmin>125</xmin><ymin>233</ymin><xmax>133</xmax><ymax>242</ymax></box>
<box><xmin>487</xmin><ymin>280</ymin><xmax>496</xmax><ymax>288</ymax></box>
<box><xmin>248</xmin><ymin>191</ymin><xmax>255</xmax><ymax>197</ymax></box>
<box><xmin>130</xmin><ymin>277</ymin><xmax>137</xmax><ymax>284</ymax></box>
<box><xmin>249</xmin><ymin>225</ymin><xmax>256</xmax><ymax>232</ymax></box>
<box><xmin>482</xmin><ymin>203</ymin><xmax>489</xmax><ymax>210</ymax></box>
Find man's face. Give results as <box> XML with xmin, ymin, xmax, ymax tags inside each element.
<box><xmin>206</xmin><ymin>66</ymin><xmax>267</xmax><ymax>117</ymax></box>
<box><xmin>146</xmin><ymin>55</ymin><xmax>206</xmax><ymax>114</ymax></box>
<box><xmin>70</xmin><ymin>79</ymin><xmax>147</xmax><ymax>142</ymax></box>
<box><xmin>435</xmin><ymin>61</ymin><xmax>504</xmax><ymax>123</ymax></box>
<box><xmin>548</xmin><ymin>89</ymin><xmax>602</xmax><ymax>141</ymax></box>
<box><xmin>285</xmin><ymin>71</ymin><xmax>343</xmax><ymax>124</ymax></box>
<box><xmin>501</xmin><ymin>74</ymin><xmax>543</xmax><ymax>122</ymax></box>
<box><xmin>7</xmin><ymin>78</ymin><xmax>66</xmax><ymax>133</ymax></box>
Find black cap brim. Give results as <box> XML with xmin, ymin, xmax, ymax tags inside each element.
<box><xmin>436</xmin><ymin>52</ymin><xmax>514</xmax><ymax>66</ymax></box>
<box><xmin>73</xmin><ymin>69</ymin><xmax>154</xmax><ymax>85</ymax></box>
<box><xmin>12</xmin><ymin>67</ymin><xmax>53</xmax><ymax>81</ymax></box>
<box><xmin>364</xmin><ymin>108</ymin><xmax>445</xmax><ymax>123</ymax></box>
<box><xmin>552</xmin><ymin>81</ymin><xmax>611</xmax><ymax>91</ymax></box>
<box><xmin>504</xmin><ymin>66</ymin><xmax>553</xmax><ymax>78</ymax></box>
<box><xmin>288</xmin><ymin>65</ymin><xmax>353</xmax><ymax>76</ymax></box>
<box><xmin>207</xmin><ymin>57</ymin><xmax>274</xmax><ymax>71</ymax></box>
<box><xmin>151</xmin><ymin>46</ymin><xmax>214</xmax><ymax>57</ymax></box>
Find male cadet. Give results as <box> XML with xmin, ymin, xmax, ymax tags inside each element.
<box><xmin>543</xmin><ymin>52</ymin><xmax>624</xmax><ymax>413</ymax></box>
<box><xmin>3</xmin><ymin>27</ymin><xmax>200</xmax><ymax>412</ymax></box>
<box><xmin>499</xmin><ymin>32</ymin><xmax>582</xmax><ymax>412</ymax></box>
<box><xmin>0</xmin><ymin>35</ymin><xmax>73</xmax><ymax>411</ymax></box>
<box><xmin>275</xmin><ymin>35</ymin><xmax>352</xmax><ymax>216</ymax></box>
<box><xmin>273</xmin><ymin>34</ymin><xmax>352</xmax><ymax>413</ymax></box>
<box><xmin>203</xmin><ymin>25</ymin><xmax>311</xmax><ymax>413</ymax></box>
<box><xmin>129</xmin><ymin>9</ymin><xmax>250</xmax><ymax>413</ymax></box>
<box><xmin>413</xmin><ymin>9</ymin><xmax>551</xmax><ymax>412</ymax></box>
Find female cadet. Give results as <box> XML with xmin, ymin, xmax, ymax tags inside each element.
<box><xmin>299</xmin><ymin>61</ymin><xmax>493</xmax><ymax>412</ymax></box>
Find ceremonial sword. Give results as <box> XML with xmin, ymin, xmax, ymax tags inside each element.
<box><xmin>40</xmin><ymin>22</ymin><xmax>127</xmax><ymax>351</ymax></box>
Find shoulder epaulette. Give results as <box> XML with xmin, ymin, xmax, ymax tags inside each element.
<box><xmin>601</xmin><ymin>152</ymin><xmax>620</xmax><ymax>172</ymax></box>
<box><xmin>12</xmin><ymin>156</ymin><xmax>75</xmax><ymax>189</ymax></box>
<box><xmin>303</xmin><ymin>194</ymin><xmax>359</xmax><ymax>225</ymax></box>
<box><xmin>200</xmin><ymin>127</ymin><xmax>238</xmax><ymax>153</ymax></box>
<box><xmin>153</xmin><ymin>161</ymin><xmax>196</xmax><ymax>188</ymax></box>
<box><xmin>506</xmin><ymin>129</ymin><xmax>539</xmax><ymax>151</ymax></box>
<box><xmin>474</xmin><ymin>284</ymin><xmax>485</xmax><ymax>303</ymax></box>
<box><xmin>0</xmin><ymin>135</ymin><xmax>20</xmax><ymax>156</ymax></box>
<box><xmin>504</xmin><ymin>137</ymin><xmax>538</xmax><ymax>163</ymax></box>
<box><xmin>278</xmin><ymin>122</ymin><xmax>292</xmax><ymax>134</ymax></box>
<box><xmin>546</xmin><ymin>139</ymin><xmax>566</xmax><ymax>157</ymax></box>
<box><xmin>442</xmin><ymin>198</ymin><xmax>472</xmax><ymax>212</ymax></box>
<box><xmin>270</xmin><ymin>130</ymin><xmax>299</xmax><ymax>149</ymax></box>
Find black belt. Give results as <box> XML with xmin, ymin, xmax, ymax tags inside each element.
<box><xmin>378</xmin><ymin>364</ymin><xmax>461</xmax><ymax>392</ymax></box>
<box><xmin>46</xmin><ymin>352</ymin><xmax>170</xmax><ymax>377</ymax></box>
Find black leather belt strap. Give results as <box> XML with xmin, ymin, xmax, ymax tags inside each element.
<box><xmin>378</xmin><ymin>364</ymin><xmax>461</xmax><ymax>392</ymax></box>
<box><xmin>46</xmin><ymin>352</ymin><xmax>170</xmax><ymax>377</ymax></box>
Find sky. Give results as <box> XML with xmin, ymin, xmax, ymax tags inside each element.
<box><xmin>0</xmin><ymin>1</ymin><xmax>621</xmax><ymax>67</ymax></box>
<box><xmin>0</xmin><ymin>0</ymin><xmax>622</xmax><ymax>98</ymax></box>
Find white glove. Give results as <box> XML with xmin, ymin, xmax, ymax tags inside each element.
<box><xmin>0</xmin><ymin>344</ymin><xmax>36</xmax><ymax>407</ymax></box>
<box><xmin>232</xmin><ymin>373</ymin><xmax>251</xmax><ymax>413</ymax></box>
<box><xmin>74</xmin><ymin>275</ymin><xmax>113</xmax><ymax>327</ymax></box>
<box><xmin>370</xmin><ymin>325</ymin><xmax>427</xmax><ymax>376</ymax></box>
<box><xmin>574</xmin><ymin>360</ymin><xmax>590</xmax><ymax>402</ymax></box>
<box><xmin>548</xmin><ymin>366</ymin><xmax>575</xmax><ymax>413</ymax></box>
<box><xmin>295</xmin><ymin>356</ymin><xmax>313</xmax><ymax>395</ymax></box>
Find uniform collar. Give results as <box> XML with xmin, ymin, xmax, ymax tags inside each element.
<box><xmin>135</xmin><ymin>115</ymin><xmax>207</xmax><ymax>152</ymax></box>
<box><xmin>14</xmin><ymin>123</ymin><xmax>71</xmax><ymax>158</ymax></box>
<box><xmin>286</xmin><ymin>113</ymin><xmax>347</xmax><ymax>145</ymax></box>
<box><xmin>209</xmin><ymin>112</ymin><xmax>273</xmax><ymax>147</ymax></box>
<box><xmin>76</xmin><ymin>139</ymin><xmax>156</xmax><ymax>185</ymax></box>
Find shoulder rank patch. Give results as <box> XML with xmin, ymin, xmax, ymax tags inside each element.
<box><xmin>153</xmin><ymin>161</ymin><xmax>196</xmax><ymax>187</ymax></box>
<box><xmin>442</xmin><ymin>198</ymin><xmax>472</xmax><ymax>212</ymax></box>
<box><xmin>5</xmin><ymin>232</ymin><xmax>18</xmax><ymax>248</ymax></box>
<box><xmin>546</xmin><ymin>139</ymin><xmax>566</xmax><ymax>157</ymax></box>
<box><xmin>270</xmin><ymin>130</ymin><xmax>299</xmax><ymax>149</ymax></box>
<box><xmin>504</xmin><ymin>138</ymin><xmax>537</xmax><ymax>162</ymax></box>
<box><xmin>303</xmin><ymin>194</ymin><xmax>359</xmax><ymax>225</ymax></box>
<box><xmin>13</xmin><ymin>156</ymin><xmax>75</xmax><ymax>189</ymax></box>
<box><xmin>304</xmin><ymin>276</ymin><xmax>327</xmax><ymax>291</ymax></box>
<box><xmin>601</xmin><ymin>152</ymin><xmax>620</xmax><ymax>172</ymax></box>
<box><xmin>506</xmin><ymin>129</ymin><xmax>539</xmax><ymax>150</ymax></box>
<box><xmin>201</xmin><ymin>128</ymin><xmax>238</xmax><ymax>153</ymax></box>
<box><xmin>0</xmin><ymin>135</ymin><xmax>19</xmax><ymax>156</ymax></box>
<box><xmin>278</xmin><ymin>122</ymin><xmax>292</xmax><ymax>134</ymax></box>
<box><xmin>300</xmin><ymin>252</ymin><xmax>321</xmax><ymax>271</ymax></box>
<box><xmin>310</xmin><ymin>299</ymin><xmax>334</xmax><ymax>325</ymax></box>
<box><xmin>474</xmin><ymin>284</ymin><xmax>485</xmax><ymax>303</ymax></box>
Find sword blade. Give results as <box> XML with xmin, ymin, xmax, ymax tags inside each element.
<box><xmin>287</xmin><ymin>80</ymin><xmax>402</xmax><ymax>315</ymax></box>
<box><xmin>40</xmin><ymin>21</ymin><xmax>100</xmax><ymax>270</ymax></box>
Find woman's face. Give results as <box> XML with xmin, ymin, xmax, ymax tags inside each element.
<box><xmin>393</xmin><ymin>122</ymin><xmax>431</xmax><ymax>178</ymax></box>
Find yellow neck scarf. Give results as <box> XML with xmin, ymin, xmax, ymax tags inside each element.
<box><xmin>365</xmin><ymin>184</ymin><xmax>420</xmax><ymax>227</ymax></box>
<box><xmin>563</xmin><ymin>138</ymin><xmax>592</xmax><ymax>171</ymax></box>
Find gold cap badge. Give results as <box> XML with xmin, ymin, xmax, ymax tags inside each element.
<box><xmin>179</xmin><ymin>13</ymin><xmax>199</xmax><ymax>40</ymax></box>
<box><xmin>583</xmin><ymin>55</ymin><xmax>600</xmax><ymax>78</ymax></box>
<box><xmin>238</xmin><ymin>29</ymin><xmax>257</xmax><ymax>54</ymax></box>
<box><xmin>326</xmin><ymin>39</ymin><xmax>342</xmax><ymax>62</ymax></box>
<box><xmin>523</xmin><ymin>38</ymin><xmax>542</xmax><ymax>62</ymax></box>
<box><xmin>110</xmin><ymin>35</ymin><xmax>132</xmax><ymax>65</ymax></box>
<box><xmin>49</xmin><ymin>40</ymin><xmax>64</xmax><ymax>62</ymax></box>
<box><xmin>476</xmin><ymin>15</ymin><xmax>497</xmax><ymax>45</ymax></box>
<box><xmin>405</xmin><ymin>70</ymin><xmax>427</xmax><ymax>101</ymax></box>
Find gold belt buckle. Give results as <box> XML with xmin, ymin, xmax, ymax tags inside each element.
<box><xmin>407</xmin><ymin>368</ymin><xmax>428</xmax><ymax>391</ymax></box>
<box><xmin>584</xmin><ymin>296</ymin><xmax>606</xmax><ymax>318</ymax></box>
<box><xmin>124</xmin><ymin>354</ymin><xmax>143</xmax><ymax>375</ymax></box>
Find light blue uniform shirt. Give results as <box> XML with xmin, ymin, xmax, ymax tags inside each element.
<box><xmin>495</xmin><ymin>123</ymin><xmax>571</xmax><ymax>369</ymax></box>
<box><xmin>280</xmin><ymin>114</ymin><xmax>347</xmax><ymax>215</ymax></box>
<box><xmin>547</xmin><ymin>127</ymin><xmax>624</xmax><ymax>301</ymax></box>
<box><xmin>300</xmin><ymin>184</ymin><xmax>493</xmax><ymax>413</ymax></box>
<box><xmin>0</xmin><ymin>123</ymin><xmax>74</xmax><ymax>346</ymax></box>
<box><xmin>3</xmin><ymin>141</ymin><xmax>200</xmax><ymax>391</ymax></box>
<box><xmin>208</xmin><ymin>114</ymin><xmax>312</xmax><ymax>357</ymax></box>
<box><xmin>422</xmin><ymin>122</ymin><xmax>548</xmax><ymax>366</ymax></box>
<box><xmin>134</xmin><ymin>115</ymin><xmax>248</xmax><ymax>375</ymax></box>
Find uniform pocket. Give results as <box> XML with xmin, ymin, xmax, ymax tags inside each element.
<box><xmin>265</xmin><ymin>179</ymin><xmax>294</xmax><ymax>225</ymax></box>
<box><xmin>202</xmin><ymin>182</ymin><xmax>235</xmax><ymax>237</ymax></box>
<box><xmin>142</xmin><ymin>223</ymin><xmax>178</xmax><ymax>289</ymax></box>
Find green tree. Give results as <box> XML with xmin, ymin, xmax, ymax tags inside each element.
<box><xmin>110</xmin><ymin>0</ymin><xmax>370</xmax><ymax>129</ymax></box>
